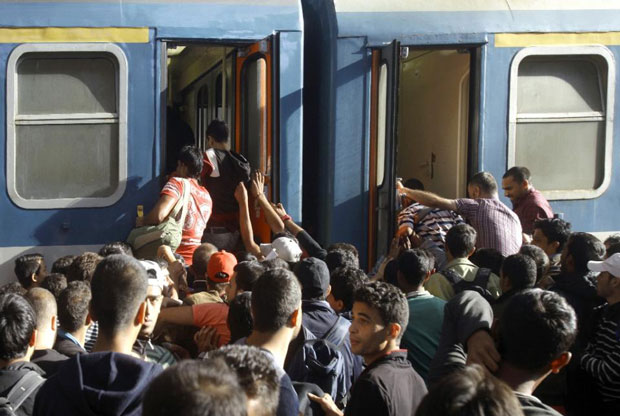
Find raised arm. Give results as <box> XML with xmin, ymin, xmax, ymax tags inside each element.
<box><xmin>249</xmin><ymin>171</ymin><xmax>286</xmax><ymax>234</ymax></box>
<box><xmin>234</xmin><ymin>182</ymin><xmax>262</xmax><ymax>258</ymax></box>
<box><xmin>397</xmin><ymin>181</ymin><xmax>458</xmax><ymax>212</ymax></box>
<box><xmin>272</xmin><ymin>202</ymin><xmax>327</xmax><ymax>259</ymax></box>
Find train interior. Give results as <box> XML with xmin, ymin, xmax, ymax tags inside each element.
<box><xmin>395</xmin><ymin>48</ymin><xmax>472</xmax><ymax>199</ymax></box>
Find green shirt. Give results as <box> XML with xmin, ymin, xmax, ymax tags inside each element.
<box><xmin>425</xmin><ymin>257</ymin><xmax>501</xmax><ymax>301</ymax></box>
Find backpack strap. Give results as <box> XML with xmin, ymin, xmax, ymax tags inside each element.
<box><xmin>323</xmin><ymin>316</ymin><xmax>350</xmax><ymax>348</ymax></box>
<box><xmin>473</xmin><ymin>268</ymin><xmax>492</xmax><ymax>289</ymax></box>
<box><xmin>441</xmin><ymin>268</ymin><xmax>463</xmax><ymax>286</ymax></box>
<box><xmin>6</xmin><ymin>371</ymin><xmax>45</xmax><ymax>411</ymax></box>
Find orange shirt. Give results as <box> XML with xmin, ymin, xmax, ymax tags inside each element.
<box><xmin>191</xmin><ymin>302</ymin><xmax>230</xmax><ymax>346</ymax></box>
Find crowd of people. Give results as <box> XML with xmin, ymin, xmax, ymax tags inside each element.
<box><xmin>1</xmin><ymin>121</ymin><xmax>619</xmax><ymax>416</ymax></box>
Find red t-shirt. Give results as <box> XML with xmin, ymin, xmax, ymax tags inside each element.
<box><xmin>161</xmin><ymin>177</ymin><xmax>212</xmax><ymax>265</ymax></box>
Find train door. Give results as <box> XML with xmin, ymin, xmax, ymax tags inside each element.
<box><xmin>368</xmin><ymin>41</ymin><xmax>400</xmax><ymax>268</ymax></box>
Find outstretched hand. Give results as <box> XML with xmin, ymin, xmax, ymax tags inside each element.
<box><xmin>271</xmin><ymin>202</ymin><xmax>288</xmax><ymax>218</ymax></box>
<box><xmin>250</xmin><ymin>171</ymin><xmax>265</xmax><ymax>198</ymax></box>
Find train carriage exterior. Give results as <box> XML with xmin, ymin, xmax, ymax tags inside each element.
<box><xmin>0</xmin><ymin>0</ymin><xmax>304</xmax><ymax>283</ymax></box>
<box><xmin>302</xmin><ymin>0</ymin><xmax>620</xmax><ymax>268</ymax></box>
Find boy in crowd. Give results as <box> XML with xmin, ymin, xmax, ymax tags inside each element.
<box><xmin>14</xmin><ymin>253</ymin><xmax>46</xmax><ymax>290</ymax></box>
<box><xmin>54</xmin><ymin>281</ymin><xmax>91</xmax><ymax>357</ymax></box>
<box><xmin>34</xmin><ymin>255</ymin><xmax>162</xmax><ymax>416</ymax></box>
<box><xmin>492</xmin><ymin>254</ymin><xmax>537</xmax><ymax>320</ymax></box>
<box><xmin>309</xmin><ymin>281</ymin><xmax>427</xmax><ymax>416</ymax></box>
<box><xmin>532</xmin><ymin>218</ymin><xmax>571</xmax><ymax>278</ymax></box>
<box><xmin>326</xmin><ymin>266</ymin><xmax>367</xmax><ymax>318</ymax></box>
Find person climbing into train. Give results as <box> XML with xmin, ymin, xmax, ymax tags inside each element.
<box><xmin>200</xmin><ymin>120</ymin><xmax>251</xmax><ymax>252</ymax></box>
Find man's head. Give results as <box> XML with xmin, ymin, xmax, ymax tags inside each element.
<box><xmin>228</xmin><ymin>292</ymin><xmax>253</xmax><ymax>343</ymax></box>
<box><xmin>40</xmin><ymin>272</ymin><xmax>67</xmax><ymax>301</ymax></box>
<box><xmin>326</xmin><ymin>243</ymin><xmax>360</xmax><ymax>270</ymax></box>
<box><xmin>177</xmin><ymin>145</ymin><xmax>203</xmax><ymax>179</ymax></box>
<box><xmin>502</xmin><ymin>166</ymin><xmax>531</xmax><ymax>203</ymax></box>
<box><xmin>139</xmin><ymin>260</ymin><xmax>167</xmax><ymax>338</ymax></box>
<box><xmin>604</xmin><ymin>234</ymin><xmax>620</xmax><ymax>251</ymax></box>
<box><xmin>561</xmin><ymin>232</ymin><xmax>605</xmax><ymax>274</ymax></box>
<box><xmin>396</xmin><ymin>249</ymin><xmax>435</xmax><ymax>291</ymax></box>
<box><xmin>207</xmin><ymin>251</ymin><xmax>237</xmax><ymax>298</ymax></box>
<box><xmin>207</xmin><ymin>345</ymin><xmax>280</xmax><ymax>416</ymax></box>
<box><xmin>416</xmin><ymin>364</ymin><xmax>523</xmax><ymax>416</ymax></box>
<box><xmin>206</xmin><ymin>119</ymin><xmax>229</xmax><ymax>145</ymax></box>
<box><xmin>25</xmin><ymin>287</ymin><xmax>58</xmax><ymax>350</ymax></box>
<box><xmin>498</xmin><ymin>289</ymin><xmax>577</xmax><ymax>378</ymax></box>
<box><xmin>467</xmin><ymin>172</ymin><xmax>498</xmax><ymax>199</ymax></box>
<box><xmin>58</xmin><ymin>281</ymin><xmax>92</xmax><ymax>335</ymax></box>
<box><xmin>445</xmin><ymin>224</ymin><xmax>477</xmax><ymax>259</ymax></box>
<box><xmin>143</xmin><ymin>358</ymin><xmax>247</xmax><ymax>416</ymax></box>
<box><xmin>532</xmin><ymin>218</ymin><xmax>572</xmax><ymax>257</ymax></box>
<box><xmin>327</xmin><ymin>267</ymin><xmax>367</xmax><ymax>313</ymax></box>
<box><xmin>469</xmin><ymin>248</ymin><xmax>505</xmax><ymax>277</ymax></box>
<box><xmin>350</xmin><ymin>281</ymin><xmax>409</xmax><ymax>362</ymax></box>
<box><xmin>67</xmin><ymin>252</ymin><xmax>103</xmax><ymax>283</ymax></box>
<box><xmin>14</xmin><ymin>253</ymin><xmax>46</xmax><ymax>289</ymax></box>
<box><xmin>0</xmin><ymin>293</ymin><xmax>37</xmax><ymax>364</ymax></box>
<box><xmin>228</xmin><ymin>261</ymin><xmax>265</xmax><ymax>301</ymax></box>
<box><xmin>251</xmin><ymin>268</ymin><xmax>302</xmax><ymax>335</ymax></box>
<box><xmin>99</xmin><ymin>241</ymin><xmax>134</xmax><ymax>257</ymax></box>
<box><xmin>295</xmin><ymin>257</ymin><xmax>330</xmax><ymax>301</ymax></box>
<box><xmin>191</xmin><ymin>243</ymin><xmax>218</xmax><ymax>283</ymax></box>
<box><xmin>90</xmin><ymin>255</ymin><xmax>148</xmax><ymax>341</ymax></box>
<box><xmin>587</xmin><ymin>253</ymin><xmax>620</xmax><ymax>302</ymax></box>
<box><xmin>51</xmin><ymin>255</ymin><xmax>76</xmax><ymax>275</ymax></box>
<box><xmin>519</xmin><ymin>245</ymin><xmax>550</xmax><ymax>284</ymax></box>
<box><xmin>500</xmin><ymin>254</ymin><xmax>537</xmax><ymax>293</ymax></box>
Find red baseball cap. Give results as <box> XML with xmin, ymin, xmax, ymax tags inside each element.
<box><xmin>207</xmin><ymin>251</ymin><xmax>237</xmax><ymax>283</ymax></box>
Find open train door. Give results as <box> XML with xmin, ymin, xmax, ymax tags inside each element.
<box><xmin>368</xmin><ymin>41</ymin><xmax>401</xmax><ymax>269</ymax></box>
<box><xmin>235</xmin><ymin>37</ymin><xmax>275</xmax><ymax>244</ymax></box>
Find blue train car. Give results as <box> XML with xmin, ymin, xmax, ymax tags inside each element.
<box><xmin>303</xmin><ymin>0</ymin><xmax>620</xmax><ymax>268</ymax></box>
<box><xmin>0</xmin><ymin>0</ymin><xmax>303</xmax><ymax>283</ymax></box>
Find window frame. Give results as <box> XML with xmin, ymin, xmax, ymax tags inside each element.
<box><xmin>7</xmin><ymin>43</ymin><xmax>128</xmax><ymax>209</ymax></box>
<box><xmin>507</xmin><ymin>45</ymin><xmax>615</xmax><ymax>200</ymax></box>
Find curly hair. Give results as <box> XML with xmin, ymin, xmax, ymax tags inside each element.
<box><xmin>354</xmin><ymin>281</ymin><xmax>409</xmax><ymax>341</ymax></box>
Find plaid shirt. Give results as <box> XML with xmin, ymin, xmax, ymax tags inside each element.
<box><xmin>454</xmin><ymin>198</ymin><xmax>522</xmax><ymax>256</ymax></box>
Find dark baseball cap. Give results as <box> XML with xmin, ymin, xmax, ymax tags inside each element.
<box><xmin>295</xmin><ymin>257</ymin><xmax>330</xmax><ymax>299</ymax></box>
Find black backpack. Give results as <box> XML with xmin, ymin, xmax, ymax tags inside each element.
<box><xmin>0</xmin><ymin>371</ymin><xmax>45</xmax><ymax>416</ymax></box>
<box><xmin>441</xmin><ymin>267</ymin><xmax>495</xmax><ymax>302</ymax></box>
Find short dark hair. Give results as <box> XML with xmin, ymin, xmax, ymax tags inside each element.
<box><xmin>468</xmin><ymin>172</ymin><xmax>498</xmax><ymax>196</ymax></box>
<box><xmin>519</xmin><ymin>245</ymin><xmax>550</xmax><ymax>283</ymax></box>
<box><xmin>192</xmin><ymin>243</ymin><xmax>218</xmax><ymax>279</ymax></box>
<box><xmin>534</xmin><ymin>218</ymin><xmax>572</xmax><ymax>253</ymax></box>
<box><xmin>0</xmin><ymin>293</ymin><xmax>36</xmax><ymax>361</ymax></box>
<box><xmin>228</xmin><ymin>292</ymin><xmax>253</xmax><ymax>343</ymax></box>
<box><xmin>397</xmin><ymin>249</ymin><xmax>434</xmax><ymax>288</ymax></box>
<box><xmin>67</xmin><ymin>252</ymin><xmax>103</xmax><ymax>283</ymax></box>
<box><xmin>207</xmin><ymin>345</ymin><xmax>279</xmax><ymax>416</ymax></box>
<box><xmin>235</xmin><ymin>251</ymin><xmax>258</xmax><ymax>263</ymax></box>
<box><xmin>325</xmin><ymin>249</ymin><xmax>359</xmax><ymax>272</ymax></box>
<box><xmin>40</xmin><ymin>273</ymin><xmax>67</xmax><ymax>300</ymax></box>
<box><xmin>354</xmin><ymin>281</ymin><xmax>409</xmax><ymax>341</ymax></box>
<box><xmin>143</xmin><ymin>359</ymin><xmax>247</xmax><ymax>416</ymax></box>
<box><xmin>90</xmin><ymin>255</ymin><xmax>148</xmax><ymax>337</ymax></box>
<box><xmin>604</xmin><ymin>234</ymin><xmax>620</xmax><ymax>248</ymax></box>
<box><xmin>607</xmin><ymin>242</ymin><xmax>620</xmax><ymax>258</ymax></box>
<box><xmin>51</xmin><ymin>255</ymin><xmax>76</xmax><ymax>275</ymax></box>
<box><xmin>0</xmin><ymin>282</ymin><xmax>27</xmax><ymax>297</ymax></box>
<box><xmin>503</xmin><ymin>166</ymin><xmax>531</xmax><ymax>183</ymax></box>
<box><xmin>416</xmin><ymin>364</ymin><xmax>523</xmax><ymax>416</ymax></box>
<box><xmin>14</xmin><ymin>253</ymin><xmax>44</xmax><ymax>289</ymax></box>
<box><xmin>206</xmin><ymin>120</ymin><xmax>229</xmax><ymax>143</ymax></box>
<box><xmin>234</xmin><ymin>261</ymin><xmax>265</xmax><ymax>292</ymax></box>
<box><xmin>501</xmin><ymin>254</ymin><xmax>537</xmax><ymax>291</ymax></box>
<box><xmin>469</xmin><ymin>248</ymin><xmax>504</xmax><ymax>277</ymax></box>
<box><xmin>58</xmin><ymin>281</ymin><xmax>92</xmax><ymax>333</ymax></box>
<box><xmin>261</xmin><ymin>258</ymin><xmax>290</xmax><ymax>271</ymax></box>
<box><xmin>251</xmin><ymin>268</ymin><xmax>301</xmax><ymax>333</ymax></box>
<box><xmin>330</xmin><ymin>267</ymin><xmax>367</xmax><ymax>312</ymax></box>
<box><xmin>445</xmin><ymin>224</ymin><xmax>477</xmax><ymax>258</ymax></box>
<box><xmin>498</xmin><ymin>289</ymin><xmax>577</xmax><ymax>372</ymax></box>
<box><xmin>99</xmin><ymin>241</ymin><xmax>133</xmax><ymax>257</ymax></box>
<box><xmin>384</xmin><ymin>259</ymin><xmax>399</xmax><ymax>288</ymax></box>
<box><xmin>566</xmin><ymin>232</ymin><xmax>605</xmax><ymax>274</ymax></box>
<box><xmin>403</xmin><ymin>178</ymin><xmax>424</xmax><ymax>190</ymax></box>
<box><xmin>25</xmin><ymin>288</ymin><xmax>57</xmax><ymax>330</ymax></box>
<box><xmin>178</xmin><ymin>145</ymin><xmax>203</xmax><ymax>178</ymax></box>
<box><xmin>326</xmin><ymin>243</ymin><xmax>359</xmax><ymax>263</ymax></box>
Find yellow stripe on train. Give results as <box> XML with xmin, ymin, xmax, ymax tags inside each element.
<box><xmin>0</xmin><ymin>27</ymin><xmax>149</xmax><ymax>43</ymax></box>
<box><xmin>496</xmin><ymin>32</ymin><xmax>620</xmax><ymax>47</ymax></box>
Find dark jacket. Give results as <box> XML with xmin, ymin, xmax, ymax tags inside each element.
<box><xmin>345</xmin><ymin>350</ymin><xmax>427</xmax><ymax>416</ymax></box>
<box><xmin>0</xmin><ymin>361</ymin><xmax>46</xmax><ymax>416</ymax></box>
<box><xmin>31</xmin><ymin>349</ymin><xmax>69</xmax><ymax>377</ymax></box>
<box><xmin>53</xmin><ymin>334</ymin><xmax>87</xmax><ymax>357</ymax></box>
<box><xmin>33</xmin><ymin>352</ymin><xmax>162</xmax><ymax>416</ymax></box>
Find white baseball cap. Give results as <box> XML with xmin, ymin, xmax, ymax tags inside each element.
<box><xmin>587</xmin><ymin>253</ymin><xmax>620</xmax><ymax>278</ymax></box>
<box><xmin>139</xmin><ymin>260</ymin><xmax>167</xmax><ymax>290</ymax></box>
<box><xmin>260</xmin><ymin>236</ymin><xmax>303</xmax><ymax>263</ymax></box>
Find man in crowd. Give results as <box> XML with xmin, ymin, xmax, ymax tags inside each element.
<box><xmin>14</xmin><ymin>253</ymin><xmax>46</xmax><ymax>290</ymax></box>
<box><xmin>502</xmin><ymin>166</ymin><xmax>553</xmax><ymax>237</ymax></box>
<box><xmin>54</xmin><ymin>281</ymin><xmax>91</xmax><ymax>357</ymax></box>
<box><xmin>0</xmin><ymin>293</ymin><xmax>45</xmax><ymax>416</ymax></box>
<box><xmin>66</xmin><ymin>252</ymin><xmax>102</xmax><ymax>283</ymax></box>
<box><xmin>309</xmin><ymin>281</ymin><xmax>427</xmax><ymax>416</ymax></box>
<box><xmin>326</xmin><ymin>266</ymin><xmax>367</xmax><ymax>318</ymax></box>
<box><xmin>397</xmin><ymin>171</ymin><xmax>521</xmax><ymax>256</ymax></box>
<box><xmin>425</xmin><ymin>224</ymin><xmax>501</xmax><ymax>301</ymax></box>
<box><xmin>492</xmin><ymin>253</ymin><xmax>537</xmax><ymax>319</ymax></box>
<box><xmin>185</xmin><ymin>246</ymin><xmax>232</xmax><ymax>305</ymax></box>
<box><xmin>532</xmin><ymin>218</ymin><xmax>572</xmax><ymax>278</ymax></box>
<box><xmin>34</xmin><ymin>255</ymin><xmax>162</xmax><ymax>416</ymax></box>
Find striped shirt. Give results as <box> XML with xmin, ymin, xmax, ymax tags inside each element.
<box><xmin>581</xmin><ymin>302</ymin><xmax>620</xmax><ymax>402</ymax></box>
<box><xmin>454</xmin><ymin>198</ymin><xmax>522</xmax><ymax>257</ymax></box>
<box><xmin>398</xmin><ymin>203</ymin><xmax>464</xmax><ymax>250</ymax></box>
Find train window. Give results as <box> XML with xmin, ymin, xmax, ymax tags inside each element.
<box><xmin>7</xmin><ymin>44</ymin><xmax>128</xmax><ymax>209</ymax></box>
<box><xmin>242</xmin><ymin>57</ymin><xmax>267</xmax><ymax>170</ymax></box>
<box><xmin>376</xmin><ymin>63</ymin><xmax>388</xmax><ymax>187</ymax></box>
<box><xmin>508</xmin><ymin>46</ymin><xmax>615</xmax><ymax>200</ymax></box>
